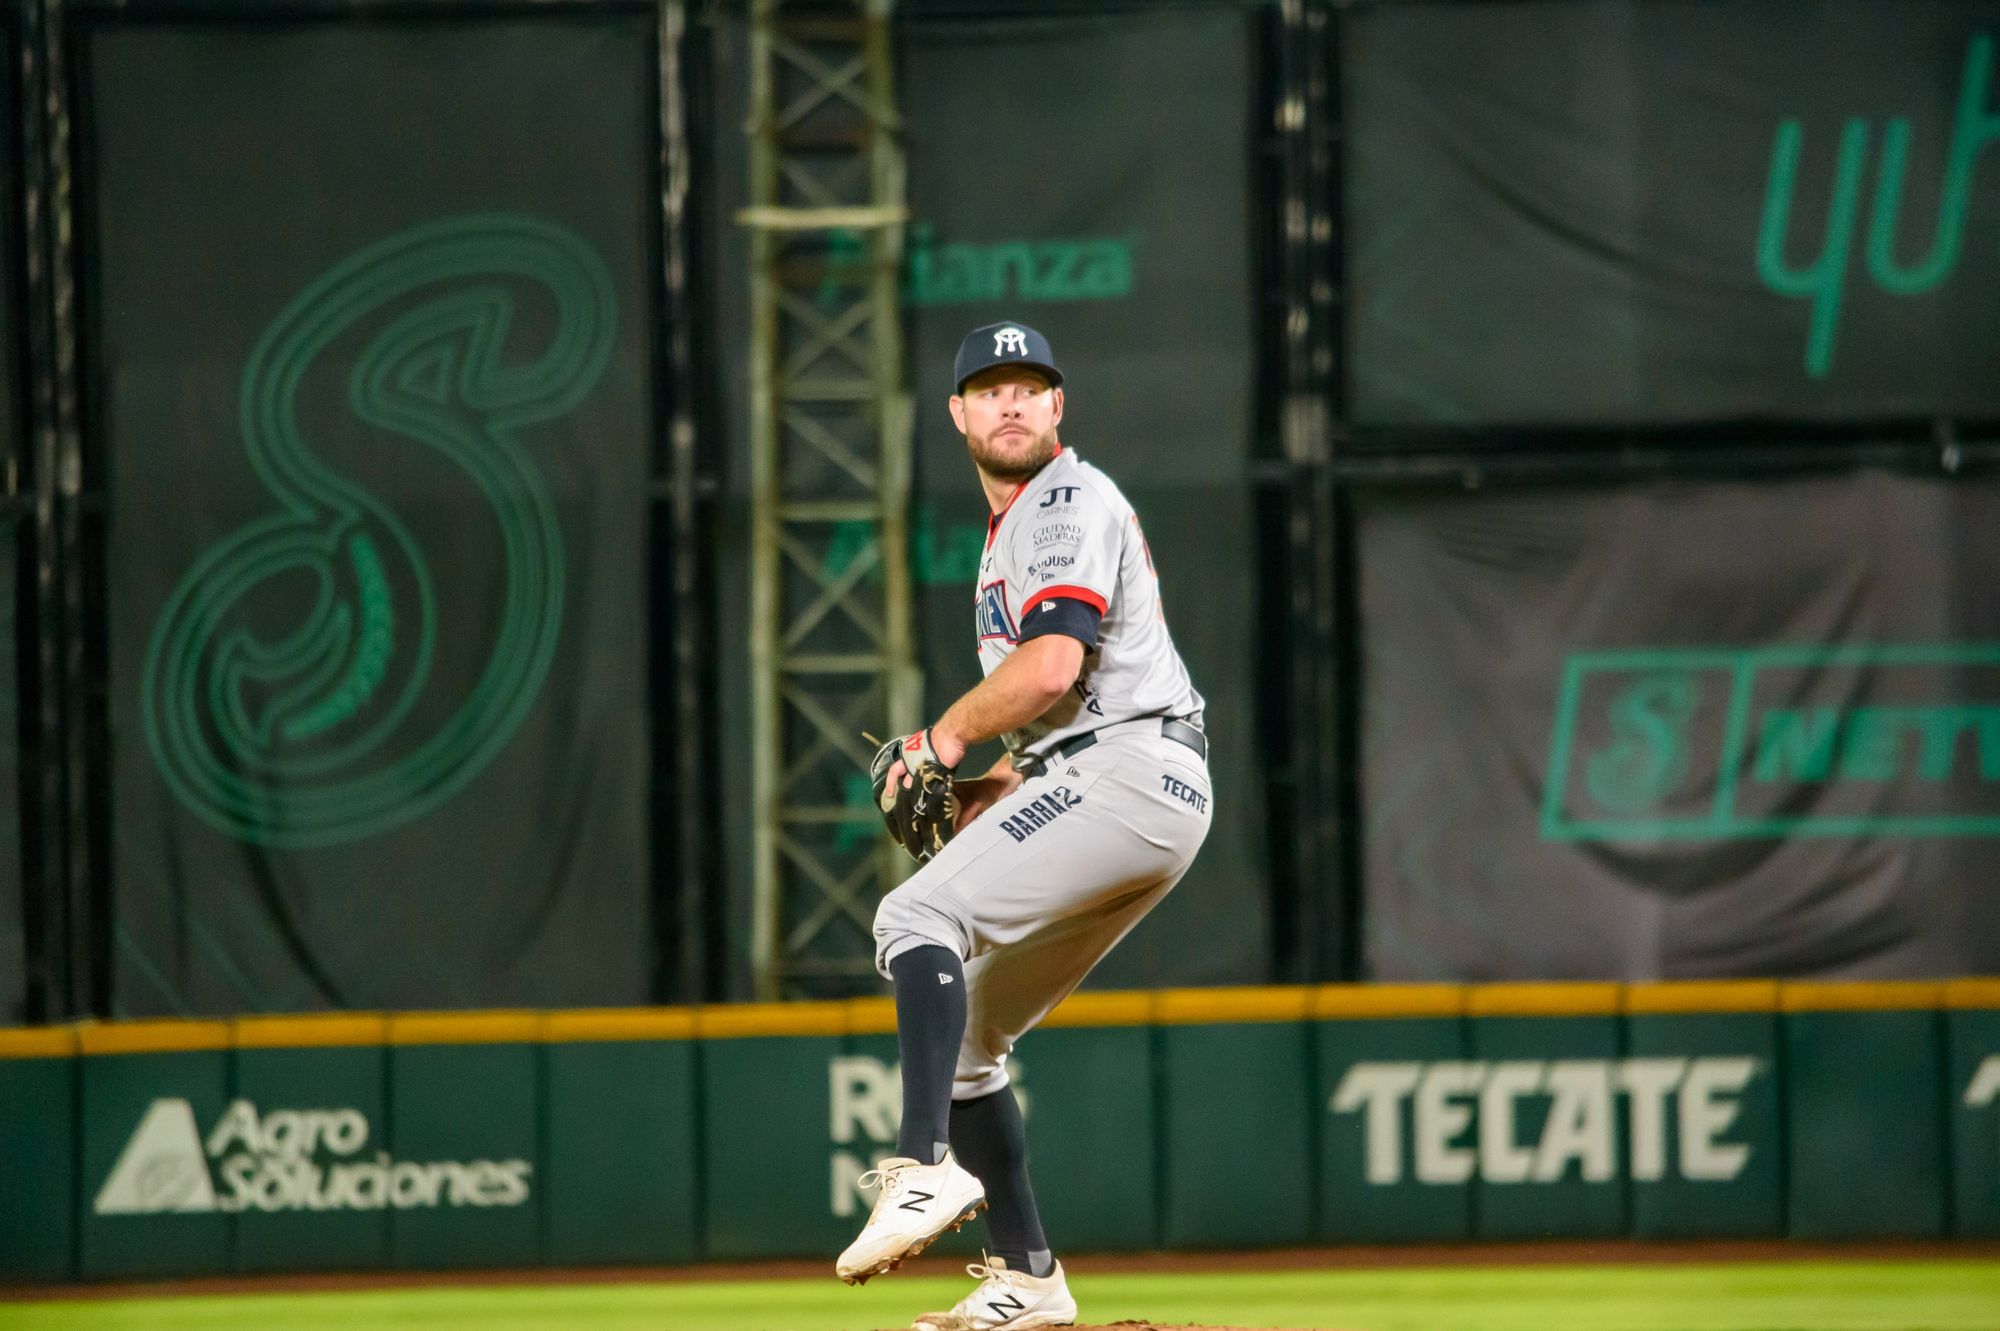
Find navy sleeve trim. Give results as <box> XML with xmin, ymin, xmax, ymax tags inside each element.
<box><xmin>1016</xmin><ymin>595</ymin><xmax>1102</xmax><ymax>650</ymax></box>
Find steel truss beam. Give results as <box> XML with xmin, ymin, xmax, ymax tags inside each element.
<box><xmin>744</xmin><ymin>0</ymin><xmax>915</xmax><ymax>999</ymax></box>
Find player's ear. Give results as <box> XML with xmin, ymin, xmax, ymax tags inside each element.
<box><xmin>1050</xmin><ymin>387</ymin><xmax>1063</xmax><ymax>425</ymax></box>
<box><xmin>948</xmin><ymin>394</ymin><xmax>968</xmax><ymax>434</ymax></box>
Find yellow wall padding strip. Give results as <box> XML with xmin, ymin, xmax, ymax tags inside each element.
<box><xmin>1311</xmin><ymin>984</ymin><xmax>1464</xmax><ymax>1019</ymax></box>
<box><xmin>387</xmin><ymin>1011</ymin><xmax>542</xmax><ymax>1045</ymax></box>
<box><xmin>1468</xmin><ymin>982</ymin><xmax>1623</xmax><ymax>1017</ymax></box>
<box><xmin>1623</xmin><ymin>981</ymin><xmax>1780</xmax><ymax>1014</ymax></box>
<box><xmin>1944</xmin><ymin>978</ymin><xmax>2000</xmax><ymax>1009</ymax></box>
<box><xmin>541</xmin><ymin>1008</ymin><xmax>699</xmax><ymax>1042</ymax></box>
<box><xmin>0</xmin><ymin>1025</ymin><xmax>79</xmax><ymax>1058</ymax></box>
<box><xmin>235</xmin><ymin>1013</ymin><xmax>389</xmax><ymax>1049</ymax></box>
<box><xmin>1155</xmin><ymin>986</ymin><xmax>1313</xmax><ymax>1025</ymax></box>
<box><xmin>697</xmin><ymin>1001</ymin><xmax>846</xmax><ymax>1039</ymax></box>
<box><xmin>1042</xmin><ymin>991</ymin><xmax>1155</xmax><ymax>1028</ymax></box>
<box><xmin>1780</xmin><ymin>981</ymin><xmax>1945</xmax><ymax>1012</ymax></box>
<box><xmin>78</xmin><ymin>1019</ymin><xmax>231</xmax><ymax>1055</ymax></box>
<box><xmin>4</xmin><ymin>979</ymin><xmax>1974</xmax><ymax>1053</ymax></box>
<box><xmin>844</xmin><ymin>998</ymin><xmax>900</xmax><ymax>1036</ymax></box>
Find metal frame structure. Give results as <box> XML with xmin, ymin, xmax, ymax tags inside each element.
<box><xmin>1261</xmin><ymin>0</ymin><xmax>1347</xmax><ymax>980</ymax></box>
<box><xmin>743</xmin><ymin>0</ymin><xmax>915</xmax><ymax>998</ymax></box>
<box><xmin>15</xmin><ymin>0</ymin><xmax>95</xmax><ymax>1021</ymax></box>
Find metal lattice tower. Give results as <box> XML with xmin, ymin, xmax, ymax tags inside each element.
<box><xmin>743</xmin><ymin>0</ymin><xmax>916</xmax><ymax>999</ymax></box>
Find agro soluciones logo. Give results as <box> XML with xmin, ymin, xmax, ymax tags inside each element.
<box><xmin>94</xmin><ymin>1098</ymin><xmax>530</xmax><ymax>1216</ymax></box>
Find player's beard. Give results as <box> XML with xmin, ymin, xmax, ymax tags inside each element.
<box><xmin>966</xmin><ymin>425</ymin><xmax>1059</xmax><ymax>482</ymax></box>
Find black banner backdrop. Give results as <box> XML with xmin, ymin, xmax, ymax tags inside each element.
<box><xmin>87</xmin><ymin>16</ymin><xmax>657</xmax><ymax>1013</ymax></box>
<box><xmin>1345</xmin><ymin>0</ymin><xmax>2000</xmax><ymax>429</ymax></box>
<box><xmin>901</xmin><ymin>10</ymin><xmax>1265</xmax><ymax>989</ymax></box>
<box><xmin>705</xmin><ymin>5</ymin><xmax>1268</xmax><ymax>991</ymax></box>
<box><xmin>1358</xmin><ymin>471</ymin><xmax>2000</xmax><ymax>981</ymax></box>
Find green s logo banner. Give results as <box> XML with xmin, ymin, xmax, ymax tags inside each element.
<box><xmin>1545</xmin><ymin>644</ymin><xmax>2000</xmax><ymax>841</ymax></box>
<box><xmin>1582</xmin><ymin>672</ymin><xmax>1701</xmax><ymax>812</ymax></box>
<box><xmin>142</xmin><ymin>214</ymin><xmax>616</xmax><ymax>848</ymax></box>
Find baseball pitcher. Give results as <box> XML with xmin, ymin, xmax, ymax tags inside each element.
<box><xmin>844</xmin><ymin>322</ymin><xmax>1212</xmax><ymax>1330</ymax></box>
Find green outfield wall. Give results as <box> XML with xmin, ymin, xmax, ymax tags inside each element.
<box><xmin>4</xmin><ymin>980</ymin><xmax>1999</xmax><ymax>1282</ymax></box>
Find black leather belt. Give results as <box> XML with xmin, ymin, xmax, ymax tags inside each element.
<box><xmin>1046</xmin><ymin>717</ymin><xmax>1207</xmax><ymax>766</ymax></box>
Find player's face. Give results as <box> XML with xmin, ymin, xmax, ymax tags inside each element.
<box><xmin>951</xmin><ymin>368</ymin><xmax>1063</xmax><ymax>481</ymax></box>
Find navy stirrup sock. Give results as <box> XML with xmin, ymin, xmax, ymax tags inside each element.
<box><xmin>950</xmin><ymin>1085</ymin><xmax>1053</xmax><ymax>1277</ymax></box>
<box><xmin>888</xmin><ymin>945</ymin><xmax>966</xmax><ymax>1165</ymax></box>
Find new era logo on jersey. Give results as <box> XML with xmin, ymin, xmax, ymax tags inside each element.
<box><xmin>976</xmin><ymin>580</ymin><xmax>1018</xmax><ymax>642</ymax></box>
<box><xmin>998</xmin><ymin>786</ymin><xmax>1083</xmax><ymax>843</ymax></box>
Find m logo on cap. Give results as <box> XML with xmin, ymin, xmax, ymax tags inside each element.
<box><xmin>994</xmin><ymin>327</ymin><xmax>1028</xmax><ymax>356</ymax></box>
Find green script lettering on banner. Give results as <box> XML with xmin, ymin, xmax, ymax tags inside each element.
<box><xmin>139</xmin><ymin>214</ymin><xmax>617</xmax><ymax>850</ymax></box>
<box><xmin>818</xmin><ymin>223</ymin><xmax>1138</xmax><ymax>309</ymax></box>
<box><xmin>1947</xmin><ymin>993</ymin><xmax>2000</xmax><ymax>1236</ymax></box>
<box><xmin>1544</xmin><ymin>643</ymin><xmax>2000</xmax><ymax>840</ymax></box>
<box><xmin>1757</xmin><ymin>35</ymin><xmax>2000</xmax><ymax>378</ymax></box>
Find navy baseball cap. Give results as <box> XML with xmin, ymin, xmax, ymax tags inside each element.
<box><xmin>953</xmin><ymin>322</ymin><xmax>1064</xmax><ymax>393</ymax></box>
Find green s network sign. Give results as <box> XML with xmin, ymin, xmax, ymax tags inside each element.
<box><xmin>1543</xmin><ymin>643</ymin><xmax>2000</xmax><ymax>841</ymax></box>
<box><xmin>1757</xmin><ymin>33</ymin><xmax>1996</xmax><ymax>379</ymax></box>
<box><xmin>141</xmin><ymin>214</ymin><xmax>616</xmax><ymax>849</ymax></box>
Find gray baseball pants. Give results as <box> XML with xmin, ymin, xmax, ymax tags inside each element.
<box><xmin>873</xmin><ymin>726</ymin><xmax>1213</xmax><ymax>1100</ymax></box>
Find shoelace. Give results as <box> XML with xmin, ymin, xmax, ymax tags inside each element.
<box><xmin>962</xmin><ymin>1256</ymin><xmax>1022</xmax><ymax>1290</ymax></box>
<box><xmin>856</xmin><ymin>1161</ymin><xmax>911</xmax><ymax>1205</ymax></box>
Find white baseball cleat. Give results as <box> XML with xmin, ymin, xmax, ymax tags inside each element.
<box><xmin>835</xmin><ymin>1153</ymin><xmax>987</xmax><ymax>1285</ymax></box>
<box><xmin>912</xmin><ymin>1255</ymin><xmax>1078</xmax><ymax>1330</ymax></box>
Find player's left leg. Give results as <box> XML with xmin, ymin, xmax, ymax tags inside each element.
<box><xmin>949</xmin><ymin>1085</ymin><xmax>1047</xmax><ymax>1276</ymax></box>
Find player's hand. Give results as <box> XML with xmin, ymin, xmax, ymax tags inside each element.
<box><xmin>868</xmin><ymin>728</ymin><xmax>961</xmax><ymax>862</ymax></box>
<box><xmin>879</xmin><ymin>726</ymin><xmax>967</xmax><ymax>794</ymax></box>
<box><xmin>952</xmin><ymin>767</ymin><xmax>1024</xmax><ymax>831</ymax></box>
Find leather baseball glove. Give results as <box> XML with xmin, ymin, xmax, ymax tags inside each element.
<box><xmin>868</xmin><ymin>728</ymin><xmax>960</xmax><ymax>863</ymax></box>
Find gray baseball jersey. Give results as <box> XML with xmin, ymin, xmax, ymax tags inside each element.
<box><xmin>973</xmin><ymin>446</ymin><xmax>1204</xmax><ymax>763</ymax></box>
<box><xmin>874</xmin><ymin>443</ymin><xmax>1213</xmax><ymax>1100</ymax></box>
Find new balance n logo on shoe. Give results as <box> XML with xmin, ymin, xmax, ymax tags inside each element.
<box><xmin>899</xmin><ymin>1189</ymin><xmax>936</xmax><ymax>1213</ymax></box>
<box><xmin>987</xmin><ymin>1293</ymin><xmax>1028</xmax><ymax>1319</ymax></box>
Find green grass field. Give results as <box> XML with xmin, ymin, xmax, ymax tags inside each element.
<box><xmin>4</xmin><ymin>1261</ymin><xmax>1998</xmax><ymax>1331</ymax></box>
